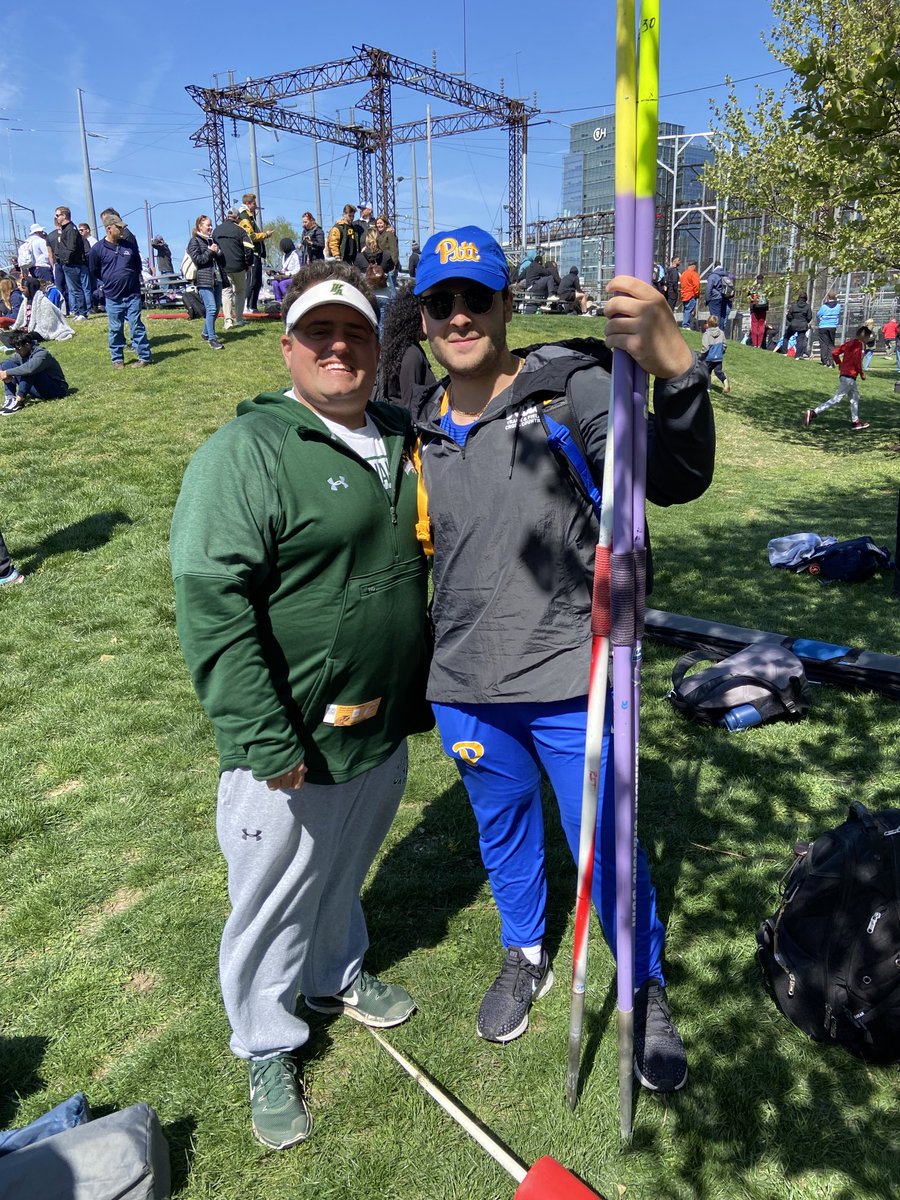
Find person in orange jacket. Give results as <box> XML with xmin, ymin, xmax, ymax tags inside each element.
<box><xmin>679</xmin><ymin>260</ymin><xmax>700</xmax><ymax>329</ymax></box>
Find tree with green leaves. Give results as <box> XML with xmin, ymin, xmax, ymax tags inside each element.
<box><xmin>706</xmin><ymin>0</ymin><xmax>900</xmax><ymax>277</ymax></box>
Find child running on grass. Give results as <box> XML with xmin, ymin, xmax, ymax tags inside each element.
<box><xmin>804</xmin><ymin>324</ymin><xmax>870</xmax><ymax>431</ymax></box>
<box><xmin>700</xmin><ymin>314</ymin><xmax>731</xmax><ymax>393</ymax></box>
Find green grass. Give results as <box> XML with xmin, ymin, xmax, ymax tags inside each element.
<box><xmin>1</xmin><ymin>313</ymin><xmax>899</xmax><ymax>1199</ymax></box>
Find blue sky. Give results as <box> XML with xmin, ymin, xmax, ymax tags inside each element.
<box><xmin>2</xmin><ymin>1</ymin><xmax>784</xmax><ymax>264</ymax></box>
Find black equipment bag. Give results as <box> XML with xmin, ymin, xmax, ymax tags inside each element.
<box><xmin>182</xmin><ymin>289</ymin><xmax>205</xmax><ymax>320</ymax></box>
<box><xmin>667</xmin><ymin>644</ymin><xmax>812</xmax><ymax>727</ymax></box>
<box><xmin>757</xmin><ymin>802</ymin><xmax>900</xmax><ymax>1064</ymax></box>
<box><xmin>807</xmin><ymin>536</ymin><xmax>893</xmax><ymax>583</ymax></box>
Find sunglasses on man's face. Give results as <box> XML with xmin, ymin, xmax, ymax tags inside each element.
<box><xmin>419</xmin><ymin>285</ymin><xmax>497</xmax><ymax>321</ymax></box>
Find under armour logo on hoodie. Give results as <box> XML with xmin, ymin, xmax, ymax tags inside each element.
<box><xmin>328</xmin><ymin>476</ymin><xmax>349</xmax><ymax>491</ymax></box>
<box><xmin>242</xmin><ymin>829</ymin><xmax>262</xmax><ymax>841</ymax></box>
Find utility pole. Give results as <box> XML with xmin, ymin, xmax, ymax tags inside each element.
<box><xmin>426</xmin><ymin>105</ymin><xmax>435</xmax><ymax>237</ymax></box>
<box><xmin>77</xmin><ymin>88</ymin><xmax>98</xmax><ymax>238</ymax></box>
<box><xmin>144</xmin><ymin>200</ymin><xmax>154</xmax><ymax>274</ymax></box>
<box><xmin>6</xmin><ymin>199</ymin><xmax>15</xmax><ymax>247</ymax></box>
<box><xmin>249</xmin><ymin>120</ymin><xmax>261</xmax><ymax>224</ymax></box>
<box><xmin>410</xmin><ymin>141</ymin><xmax>420</xmax><ymax>247</ymax></box>
<box><xmin>521</xmin><ymin>119</ymin><xmax>528</xmax><ymax>256</ymax></box>
<box><xmin>310</xmin><ymin>92</ymin><xmax>323</xmax><ymax>225</ymax></box>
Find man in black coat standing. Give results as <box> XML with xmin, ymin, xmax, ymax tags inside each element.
<box><xmin>213</xmin><ymin>210</ymin><xmax>255</xmax><ymax>329</ymax></box>
<box><xmin>664</xmin><ymin>256</ymin><xmax>681</xmax><ymax>312</ymax></box>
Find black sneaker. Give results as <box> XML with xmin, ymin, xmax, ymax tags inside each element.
<box><xmin>476</xmin><ymin>947</ymin><xmax>554</xmax><ymax>1043</ymax></box>
<box><xmin>633</xmin><ymin>979</ymin><xmax>687</xmax><ymax>1092</ymax></box>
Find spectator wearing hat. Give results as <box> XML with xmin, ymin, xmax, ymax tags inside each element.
<box><xmin>151</xmin><ymin>236</ymin><xmax>175</xmax><ymax>275</ymax></box>
<box><xmin>407</xmin><ymin>241</ymin><xmax>421</xmax><ymax>280</ymax></box>
<box><xmin>170</xmin><ymin>257</ymin><xmax>430</xmax><ymax>1152</ymax></box>
<box><xmin>89</xmin><ymin>214</ymin><xmax>152</xmax><ymax>369</ymax></box>
<box><xmin>19</xmin><ymin>225</ymin><xmax>54</xmax><ymax>282</ymax></box>
<box><xmin>410</xmin><ymin>223</ymin><xmax>715</xmax><ymax>1092</ymax></box>
<box><xmin>354</xmin><ymin>202</ymin><xmax>375</xmax><ymax>249</ymax></box>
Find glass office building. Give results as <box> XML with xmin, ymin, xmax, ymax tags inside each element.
<box><xmin>558</xmin><ymin>114</ymin><xmax>713</xmax><ymax>286</ymax></box>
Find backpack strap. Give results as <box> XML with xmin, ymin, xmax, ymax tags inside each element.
<box><xmin>675</xmin><ymin>670</ymin><xmax>795</xmax><ymax>711</ymax></box>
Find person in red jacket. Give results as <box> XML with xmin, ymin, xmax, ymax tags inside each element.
<box><xmin>679</xmin><ymin>260</ymin><xmax>700</xmax><ymax>329</ymax></box>
<box><xmin>803</xmin><ymin>325</ymin><xmax>870</xmax><ymax>431</ymax></box>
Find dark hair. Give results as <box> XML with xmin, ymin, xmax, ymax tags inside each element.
<box><xmin>798</xmin><ymin>292</ymin><xmax>807</xmax><ymax>301</ymax></box>
<box><xmin>279</xmin><ymin>238</ymin><xmax>296</xmax><ymax>256</ymax></box>
<box><xmin>9</xmin><ymin>329</ymin><xmax>42</xmax><ymax>351</ymax></box>
<box><xmin>301</xmin><ymin>211</ymin><xmax>316</xmax><ymax>222</ymax></box>
<box><xmin>242</xmin><ymin>193</ymin><xmax>256</xmax><ymax>206</ymax></box>
<box><xmin>55</xmin><ymin>206</ymin><xmax>71</xmax><ymax>220</ymax></box>
<box><xmin>22</xmin><ymin>277</ymin><xmax>41</xmax><ymax>302</ymax></box>
<box><xmin>378</xmin><ymin>285</ymin><xmax>425</xmax><ymax>399</ymax></box>
<box><xmin>282</xmin><ymin>260</ymin><xmax>378</xmax><ymax>330</ymax></box>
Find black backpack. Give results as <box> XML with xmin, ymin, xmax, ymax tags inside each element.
<box><xmin>757</xmin><ymin>802</ymin><xmax>900</xmax><ymax>1064</ymax></box>
<box><xmin>807</xmin><ymin>536</ymin><xmax>893</xmax><ymax>583</ymax></box>
<box><xmin>667</xmin><ymin>644</ymin><xmax>812</xmax><ymax>728</ymax></box>
<box><xmin>182</xmin><ymin>289</ymin><xmax>205</xmax><ymax>320</ymax></box>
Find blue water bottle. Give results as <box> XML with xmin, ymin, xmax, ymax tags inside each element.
<box><xmin>720</xmin><ymin>704</ymin><xmax>763</xmax><ymax>731</ymax></box>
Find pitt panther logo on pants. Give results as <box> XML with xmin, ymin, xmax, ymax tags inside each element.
<box><xmin>452</xmin><ymin>741</ymin><xmax>485</xmax><ymax>764</ymax></box>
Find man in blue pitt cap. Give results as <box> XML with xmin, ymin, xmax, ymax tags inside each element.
<box><xmin>411</xmin><ymin>225</ymin><xmax>716</xmax><ymax>1092</ymax></box>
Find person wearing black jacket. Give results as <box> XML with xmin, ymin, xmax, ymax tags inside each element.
<box><xmin>186</xmin><ymin>215</ymin><xmax>229</xmax><ymax>349</ymax></box>
<box><xmin>523</xmin><ymin>254</ymin><xmax>547</xmax><ymax>290</ymax></box>
<box><xmin>212</xmin><ymin>211</ymin><xmax>255</xmax><ymax>329</ymax></box>
<box><xmin>557</xmin><ymin>265</ymin><xmax>589</xmax><ymax>313</ymax></box>
<box><xmin>151</xmin><ymin>236</ymin><xmax>174</xmax><ymax>275</ymax></box>
<box><xmin>407</xmin><ymin>242</ymin><xmax>420</xmax><ymax>279</ymax></box>
<box><xmin>785</xmin><ymin>292</ymin><xmax>813</xmax><ymax>359</ymax></box>
<box><xmin>411</xmin><ymin>224</ymin><xmax>714</xmax><ymax>1093</ymax></box>
<box><xmin>48</xmin><ymin>206</ymin><xmax>91</xmax><ymax>320</ymax></box>
<box><xmin>299</xmin><ymin>212</ymin><xmax>325</xmax><ymax>264</ymax></box>
<box><xmin>664</xmin><ymin>255</ymin><xmax>681</xmax><ymax>311</ymax></box>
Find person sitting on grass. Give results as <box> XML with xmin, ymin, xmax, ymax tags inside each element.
<box><xmin>804</xmin><ymin>324</ymin><xmax>871</xmax><ymax>432</ymax></box>
<box><xmin>0</xmin><ymin>330</ymin><xmax>69</xmax><ymax>415</ymax></box>
<box><xmin>0</xmin><ymin>278</ymin><xmax>23</xmax><ymax>326</ymax></box>
<box><xmin>0</xmin><ymin>524</ymin><xmax>23</xmax><ymax>586</ymax></box>
<box><xmin>700</xmin><ymin>314</ymin><xmax>731</xmax><ymax>394</ymax></box>
<box><xmin>12</xmin><ymin>277</ymin><xmax>74</xmax><ymax>342</ymax></box>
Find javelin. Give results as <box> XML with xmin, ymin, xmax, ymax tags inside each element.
<box><xmin>611</xmin><ymin>0</ymin><xmax>659</xmax><ymax>1142</ymax></box>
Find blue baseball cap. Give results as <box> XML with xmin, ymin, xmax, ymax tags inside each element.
<box><xmin>413</xmin><ymin>225</ymin><xmax>510</xmax><ymax>295</ymax></box>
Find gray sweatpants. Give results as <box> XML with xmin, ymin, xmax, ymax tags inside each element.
<box><xmin>216</xmin><ymin>741</ymin><xmax>408</xmax><ymax>1059</ymax></box>
<box><xmin>815</xmin><ymin>375</ymin><xmax>861</xmax><ymax>422</ymax></box>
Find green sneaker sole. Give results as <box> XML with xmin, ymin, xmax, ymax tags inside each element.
<box><xmin>304</xmin><ymin>994</ymin><xmax>415</xmax><ymax>1028</ymax></box>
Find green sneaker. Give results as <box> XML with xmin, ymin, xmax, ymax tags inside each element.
<box><xmin>304</xmin><ymin>969</ymin><xmax>415</xmax><ymax>1027</ymax></box>
<box><xmin>248</xmin><ymin>1054</ymin><xmax>312</xmax><ymax>1150</ymax></box>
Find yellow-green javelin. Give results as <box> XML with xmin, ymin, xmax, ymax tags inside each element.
<box><xmin>610</xmin><ymin>0</ymin><xmax>659</xmax><ymax>1143</ymax></box>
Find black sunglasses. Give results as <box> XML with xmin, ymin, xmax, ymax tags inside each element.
<box><xmin>419</xmin><ymin>285</ymin><xmax>497</xmax><ymax>321</ymax></box>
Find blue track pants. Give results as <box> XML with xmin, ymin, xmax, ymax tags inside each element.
<box><xmin>433</xmin><ymin>695</ymin><xmax>665</xmax><ymax>986</ymax></box>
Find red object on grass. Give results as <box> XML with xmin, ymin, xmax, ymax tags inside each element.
<box><xmin>515</xmin><ymin>1157</ymin><xmax>602</xmax><ymax>1199</ymax></box>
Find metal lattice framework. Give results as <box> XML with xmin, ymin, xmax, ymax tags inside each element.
<box><xmin>187</xmin><ymin>45</ymin><xmax>538</xmax><ymax>241</ymax></box>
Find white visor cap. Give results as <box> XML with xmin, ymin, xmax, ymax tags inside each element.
<box><xmin>283</xmin><ymin>279</ymin><xmax>379</xmax><ymax>336</ymax></box>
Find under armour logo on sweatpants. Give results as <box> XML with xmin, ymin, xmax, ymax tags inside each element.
<box><xmin>242</xmin><ymin>828</ymin><xmax>262</xmax><ymax>841</ymax></box>
<box><xmin>328</xmin><ymin>476</ymin><xmax>349</xmax><ymax>491</ymax></box>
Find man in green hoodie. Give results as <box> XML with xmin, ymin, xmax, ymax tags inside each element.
<box><xmin>170</xmin><ymin>260</ymin><xmax>431</xmax><ymax>1151</ymax></box>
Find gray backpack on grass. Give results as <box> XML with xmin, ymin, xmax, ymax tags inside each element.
<box><xmin>667</xmin><ymin>644</ymin><xmax>812</xmax><ymax>729</ymax></box>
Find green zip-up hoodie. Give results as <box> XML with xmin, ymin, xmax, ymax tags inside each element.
<box><xmin>170</xmin><ymin>391</ymin><xmax>431</xmax><ymax>785</ymax></box>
